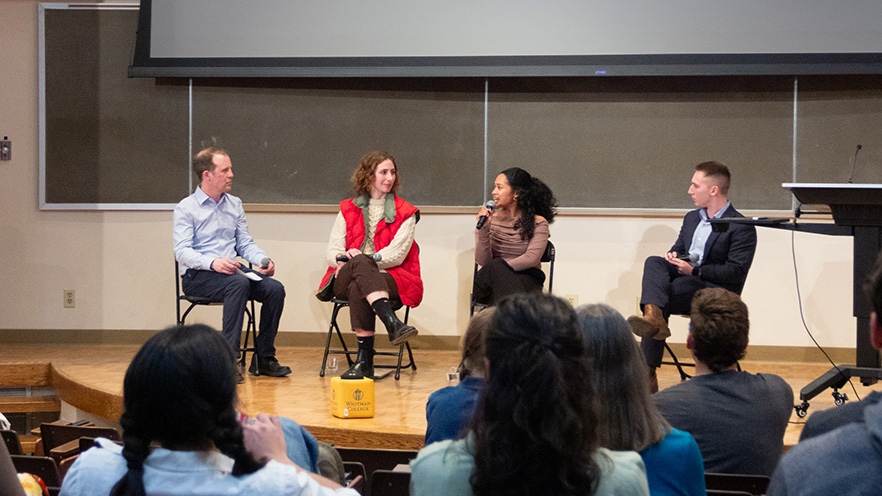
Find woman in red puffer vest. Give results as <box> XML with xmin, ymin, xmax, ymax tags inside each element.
<box><xmin>317</xmin><ymin>151</ymin><xmax>422</xmax><ymax>379</ymax></box>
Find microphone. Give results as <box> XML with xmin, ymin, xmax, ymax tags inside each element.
<box><xmin>336</xmin><ymin>253</ymin><xmax>382</xmax><ymax>263</ymax></box>
<box><xmin>677</xmin><ymin>253</ymin><xmax>699</xmax><ymax>264</ymax></box>
<box><xmin>260</xmin><ymin>257</ymin><xmax>272</xmax><ymax>269</ymax></box>
<box><xmin>847</xmin><ymin>144</ymin><xmax>862</xmax><ymax>184</ymax></box>
<box><xmin>476</xmin><ymin>200</ymin><xmax>495</xmax><ymax>230</ymax></box>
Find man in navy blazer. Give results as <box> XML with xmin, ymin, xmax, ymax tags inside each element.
<box><xmin>628</xmin><ymin>161</ymin><xmax>757</xmax><ymax>392</ymax></box>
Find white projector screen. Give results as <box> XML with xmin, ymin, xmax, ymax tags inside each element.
<box><xmin>131</xmin><ymin>0</ymin><xmax>882</xmax><ymax>77</ymax></box>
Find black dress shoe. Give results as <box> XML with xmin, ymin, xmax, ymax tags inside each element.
<box><xmin>341</xmin><ymin>349</ymin><xmax>374</xmax><ymax>380</ymax></box>
<box><xmin>236</xmin><ymin>370</ymin><xmax>245</xmax><ymax>384</ymax></box>
<box><xmin>249</xmin><ymin>356</ymin><xmax>292</xmax><ymax>377</ymax></box>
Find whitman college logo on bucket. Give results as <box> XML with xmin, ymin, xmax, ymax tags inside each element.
<box><xmin>330</xmin><ymin>377</ymin><xmax>375</xmax><ymax>418</ymax></box>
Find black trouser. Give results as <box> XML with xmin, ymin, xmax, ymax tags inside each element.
<box><xmin>473</xmin><ymin>257</ymin><xmax>545</xmax><ymax>306</ymax></box>
<box><xmin>182</xmin><ymin>269</ymin><xmax>285</xmax><ymax>358</ymax></box>
<box><xmin>638</xmin><ymin>255</ymin><xmax>710</xmax><ymax>367</ymax></box>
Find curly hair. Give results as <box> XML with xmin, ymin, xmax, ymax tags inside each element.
<box><xmin>351</xmin><ymin>151</ymin><xmax>399</xmax><ymax>197</ymax></box>
<box><xmin>689</xmin><ymin>288</ymin><xmax>749</xmax><ymax>373</ymax></box>
<box><xmin>470</xmin><ymin>293</ymin><xmax>600</xmax><ymax>496</ymax></box>
<box><xmin>192</xmin><ymin>147</ymin><xmax>228</xmax><ymax>183</ymax></box>
<box><xmin>110</xmin><ymin>325</ymin><xmax>264</xmax><ymax>496</ymax></box>
<box><xmin>576</xmin><ymin>303</ymin><xmax>670</xmax><ymax>452</ymax></box>
<box><xmin>500</xmin><ymin>168</ymin><xmax>558</xmax><ymax>241</ymax></box>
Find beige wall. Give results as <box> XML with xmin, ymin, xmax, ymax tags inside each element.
<box><xmin>0</xmin><ymin>1</ymin><xmax>858</xmax><ymax>353</ymax></box>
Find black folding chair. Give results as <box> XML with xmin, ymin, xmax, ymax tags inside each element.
<box><xmin>319</xmin><ymin>298</ymin><xmax>416</xmax><ymax>380</ymax></box>
<box><xmin>175</xmin><ymin>260</ymin><xmax>259</xmax><ymax>369</ymax></box>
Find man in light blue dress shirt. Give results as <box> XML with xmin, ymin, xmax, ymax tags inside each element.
<box><xmin>627</xmin><ymin>161</ymin><xmax>756</xmax><ymax>391</ymax></box>
<box><xmin>173</xmin><ymin>147</ymin><xmax>291</xmax><ymax>378</ymax></box>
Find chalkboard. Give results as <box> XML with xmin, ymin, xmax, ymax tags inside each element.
<box><xmin>42</xmin><ymin>6</ymin><xmax>189</xmax><ymax>205</ymax></box>
<box><xmin>41</xmin><ymin>6</ymin><xmax>882</xmax><ymax>210</ymax></box>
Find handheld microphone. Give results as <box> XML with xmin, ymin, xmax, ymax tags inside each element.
<box><xmin>476</xmin><ymin>200</ymin><xmax>495</xmax><ymax>230</ymax></box>
<box><xmin>847</xmin><ymin>144</ymin><xmax>862</xmax><ymax>184</ymax></box>
<box><xmin>336</xmin><ymin>253</ymin><xmax>382</xmax><ymax>263</ymax></box>
<box><xmin>260</xmin><ymin>257</ymin><xmax>272</xmax><ymax>269</ymax></box>
<box><xmin>677</xmin><ymin>253</ymin><xmax>699</xmax><ymax>264</ymax></box>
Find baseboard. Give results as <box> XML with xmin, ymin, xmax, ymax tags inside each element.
<box><xmin>664</xmin><ymin>342</ymin><xmax>859</xmax><ymax>364</ymax></box>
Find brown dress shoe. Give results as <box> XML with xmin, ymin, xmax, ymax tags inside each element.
<box><xmin>627</xmin><ymin>304</ymin><xmax>670</xmax><ymax>339</ymax></box>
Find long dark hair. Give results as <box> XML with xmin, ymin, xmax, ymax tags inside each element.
<box><xmin>111</xmin><ymin>325</ymin><xmax>264</xmax><ymax>496</ymax></box>
<box><xmin>576</xmin><ymin>304</ymin><xmax>670</xmax><ymax>452</ymax></box>
<box><xmin>501</xmin><ymin>167</ymin><xmax>558</xmax><ymax>241</ymax></box>
<box><xmin>470</xmin><ymin>293</ymin><xmax>600</xmax><ymax>496</ymax></box>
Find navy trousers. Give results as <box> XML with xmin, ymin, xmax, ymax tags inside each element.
<box><xmin>639</xmin><ymin>255</ymin><xmax>711</xmax><ymax>367</ymax></box>
<box><xmin>182</xmin><ymin>269</ymin><xmax>285</xmax><ymax>358</ymax></box>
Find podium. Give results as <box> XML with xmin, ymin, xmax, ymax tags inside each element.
<box><xmin>784</xmin><ymin>184</ymin><xmax>882</xmax><ymax>415</ymax></box>
<box><xmin>712</xmin><ymin>184</ymin><xmax>882</xmax><ymax>416</ymax></box>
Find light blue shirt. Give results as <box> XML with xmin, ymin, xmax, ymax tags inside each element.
<box><xmin>173</xmin><ymin>186</ymin><xmax>267</xmax><ymax>275</ymax></box>
<box><xmin>60</xmin><ymin>438</ymin><xmax>357</xmax><ymax>496</ymax></box>
<box><xmin>688</xmin><ymin>202</ymin><xmax>730</xmax><ymax>266</ymax></box>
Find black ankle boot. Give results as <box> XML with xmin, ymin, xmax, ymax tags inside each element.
<box><xmin>341</xmin><ymin>348</ymin><xmax>374</xmax><ymax>380</ymax></box>
<box><xmin>371</xmin><ymin>298</ymin><xmax>418</xmax><ymax>346</ymax></box>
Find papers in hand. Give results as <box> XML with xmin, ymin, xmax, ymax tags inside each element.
<box><xmin>237</xmin><ymin>268</ymin><xmax>262</xmax><ymax>281</ymax></box>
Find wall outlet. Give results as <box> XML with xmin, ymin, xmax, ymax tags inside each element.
<box><xmin>0</xmin><ymin>137</ymin><xmax>10</xmax><ymax>161</ymax></box>
<box><xmin>564</xmin><ymin>294</ymin><xmax>579</xmax><ymax>308</ymax></box>
<box><xmin>63</xmin><ymin>289</ymin><xmax>75</xmax><ymax>308</ymax></box>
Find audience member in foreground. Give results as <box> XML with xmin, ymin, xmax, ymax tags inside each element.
<box><xmin>59</xmin><ymin>324</ymin><xmax>356</xmax><ymax>496</ymax></box>
<box><xmin>425</xmin><ymin>308</ymin><xmax>492</xmax><ymax>445</ymax></box>
<box><xmin>410</xmin><ymin>293</ymin><xmax>649</xmax><ymax>496</ymax></box>
<box><xmin>797</xmin><ymin>253</ymin><xmax>882</xmax><ymax>442</ymax></box>
<box><xmin>767</xmin><ymin>252</ymin><xmax>882</xmax><ymax>495</ymax></box>
<box><xmin>577</xmin><ymin>303</ymin><xmax>705</xmax><ymax>496</ymax></box>
<box><xmin>653</xmin><ymin>288</ymin><xmax>792</xmax><ymax>476</ymax></box>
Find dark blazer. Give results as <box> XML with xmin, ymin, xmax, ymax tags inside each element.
<box><xmin>670</xmin><ymin>204</ymin><xmax>757</xmax><ymax>294</ymax></box>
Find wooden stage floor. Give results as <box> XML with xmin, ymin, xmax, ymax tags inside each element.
<box><xmin>3</xmin><ymin>344</ymin><xmax>881</xmax><ymax>450</ymax></box>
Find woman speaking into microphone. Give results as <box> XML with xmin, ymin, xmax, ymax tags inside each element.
<box><xmin>473</xmin><ymin>167</ymin><xmax>557</xmax><ymax>306</ymax></box>
<box><xmin>316</xmin><ymin>151</ymin><xmax>422</xmax><ymax>380</ymax></box>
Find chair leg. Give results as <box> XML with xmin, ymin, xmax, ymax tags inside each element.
<box><xmin>664</xmin><ymin>342</ymin><xmax>692</xmax><ymax>381</ymax></box>
<box><xmin>321</xmin><ymin>303</ymin><xmax>344</xmax><ymax>377</ymax></box>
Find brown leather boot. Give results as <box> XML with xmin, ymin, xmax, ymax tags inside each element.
<box><xmin>627</xmin><ymin>304</ymin><xmax>670</xmax><ymax>340</ymax></box>
<box><xmin>648</xmin><ymin>365</ymin><xmax>659</xmax><ymax>394</ymax></box>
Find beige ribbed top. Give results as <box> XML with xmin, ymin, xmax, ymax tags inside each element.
<box><xmin>325</xmin><ymin>198</ymin><xmax>416</xmax><ymax>270</ymax></box>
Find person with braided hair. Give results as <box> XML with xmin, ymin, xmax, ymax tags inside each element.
<box><xmin>410</xmin><ymin>293</ymin><xmax>649</xmax><ymax>496</ymax></box>
<box><xmin>473</xmin><ymin>167</ymin><xmax>557</xmax><ymax>306</ymax></box>
<box><xmin>59</xmin><ymin>324</ymin><xmax>355</xmax><ymax>496</ymax></box>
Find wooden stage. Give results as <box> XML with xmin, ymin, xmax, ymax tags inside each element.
<box><xmin>2</xmin><ymin>344</ymin><xmax>882</xmax><ymax>451</ymax></box>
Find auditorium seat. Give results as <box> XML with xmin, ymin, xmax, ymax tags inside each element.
<box><xmin>370</xmin><ymin>469</ymin><xmax>410</xmax><ymax>496</ymax></box>
<box><xmin>336</xmin><ymin>447</ymin><xmax>418</xmax><ymax>496</ymax></box>
<box><xmin>705</xmin><ymin>472</ymin><xmax>770</xmax><ymax>496</ymax></box>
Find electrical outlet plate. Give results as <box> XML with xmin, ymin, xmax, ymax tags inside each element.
<box><xmin>63</xmin><ymin>289</ymin><xmax>75</xmax><ymax>308</ymax></box>
<box><xmin>0</xmin><ymin>138</ymin><xmax>10</xmax><ymax>161</ymax></box>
